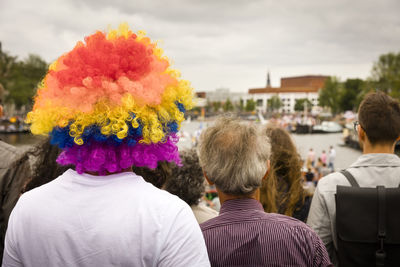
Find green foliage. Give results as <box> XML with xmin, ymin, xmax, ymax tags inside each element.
<box><xmin>339</xmin><ymin>79</ymin><xmax>364</xmax><ymax>111</ymax></box>
<box><xmin>294</xmin><ymin>98</ymin><xmax>312</xmax><ymax>111</ymax></box>
<box><xmin>212</xmin><ymin>101</ymin><xmax>222</xmax><ymax>112</ymax></box>
<box><xmin>0</xmin><ymin>49</ymin><xmax>48</xmax><ymax>108</ymax></box>
<box><xmin>245</xmin><ymin>99</ymin><xmax>256</xmax><ymax>112</ymax></box>
<box><xmin>223</xmin><ymin>98</ymin><xmax>234</xmax><ymax>112</ymax></box>
<box><xmin>238</xmin><ymin>98</ymin><xmax>245</xmax><ymax>111</ymax></box>
<box><xmin>319</xmin><ymin>77</ymin><xmax>341</xmax><ymax>114</ymax></box>
<box><xmin>371</xmin><ymin>51</ymin><xmax>400</xmax><ymax>98</ymax></box>
<box><xmin>267</xmin><ymin>95</ymin><xmax>283</xmax><ymax>112</ymax></box>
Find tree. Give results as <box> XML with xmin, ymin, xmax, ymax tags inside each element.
<box><xmin>0</xmin><ymin>48</ymin><xmax>17</xmax><ymax>104</ymax></box>
<box><xmin>245</xmin><ymin>99</ymin><xmax>256</xmax><ymax>112</ymax></box>
<box><xmin>319</xmin><ymin>77</ymin><xmax>341</xmax><ymax>114</ymax></box>
<box><xmin>294</xmin><ymin>98</ymin><xmax>312</xmax><ymax>112</ymax></box>
<box><xmin>6</xmin><ymin>54</ymin><xmax>48</xmax><ymax>108</ymax></box>
<box><xmin>267</xmin><ymin>95</ymin><xmax>283</xmax><ymax>112</ymax></box>
<box><xmin>212</xmin><ymin>101</ymin><xmax>222</xmax><ymax>112</ymax></box>
<box><xmin>238</xmin><ymin>98</ymin><xmax>245</xmax><ymax>111</ymax></box>
<box><xmin>223</xmin><ymin>98</ymin><xmax>234</xmax><ymax>112</ymax></box>
<box><xmin>371</xmin><ymin>52</ymin><xmax>400</xmax><ymax>98</ymax></box>
<box><xmin>0</xmin><ymin>50</ymin><xmax>48</xmax><ymax>109</ymax></box>
<box><xmin>339</xmin><ymin>79</ymin><xmax>364</xmax><ymax>111</ymax></box>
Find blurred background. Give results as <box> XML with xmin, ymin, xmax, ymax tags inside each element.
<box><xmin>0</xmin><ymin>0</ymin><xmax>399</xmax><ymax>168</ymax></box>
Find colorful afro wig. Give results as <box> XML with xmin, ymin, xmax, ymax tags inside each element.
<box><xmin>26</xmin><ymin>23</ymin><xmax>194</xmax><ymax>175</ymax></box>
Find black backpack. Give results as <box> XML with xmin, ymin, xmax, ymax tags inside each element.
<box><xmin>335</xmin><ymin>170</ymin><xmax>400</xmax><ymax>267</ymax></box>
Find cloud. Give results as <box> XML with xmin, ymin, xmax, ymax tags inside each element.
<box><xmin>0</xmin><ymin>0</ymin><xmax>399</xmax><ymax>91</ymax></box>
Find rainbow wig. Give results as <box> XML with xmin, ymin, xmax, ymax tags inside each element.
<box><xmin>26</xmin><ymin>23</ymin><xmax>194</xmax><ymax>175</ymax></box>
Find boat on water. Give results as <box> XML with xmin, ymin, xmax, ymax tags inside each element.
<box><xmin>342</xmin><ymin>122</ymin><xmax>360</xmax><ymax>149</ymax></box>
<box><xmin>312</xmin><ymin>121</ymin><xmax>342</xmax><ymax>134</ymax></box>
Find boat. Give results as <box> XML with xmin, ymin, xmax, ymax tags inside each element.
<box><xmin>342</xmin><ymin>123</ymin><xmax>360</xmax><ymax>149</ymax></box>
<box><xmin>312</xmin><ymin>121</ymin><xmax>342</xmax><ymax>133</ymax></box>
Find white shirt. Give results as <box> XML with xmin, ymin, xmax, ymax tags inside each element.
<box><xmin>191</xmin><ymin>203</ymin><xmax>218</xmax><ymax>224</ymax></box>
<box><xmin>328</xmin><ymin>149</ymin><xmax>336</xmax><ymax>162</ymax></box>
<box><xmin>307</xmin><ymin>153</ymin><xmax>400</xmax><ymax>262</ymax></box>
<box><xmin>3</xmin><ymin>169</ymin><xmax>210</xmax><ymax>267</ymax></box>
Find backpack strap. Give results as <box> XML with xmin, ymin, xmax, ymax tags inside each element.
<box><xmin>340</xmin><ymin>170</ymin><xmax>360</xmax><ymax>187</ymax></box>
<box><xmin>376</xmin><ymin>185</ymin><xmax>386</xmax><ymax>267</ymax></box>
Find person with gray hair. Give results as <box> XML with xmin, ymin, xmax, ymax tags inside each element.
<box><xmin>198</xmin><ymin>116</ymin><xmax>332</xmax><ymax>267</ymax></box>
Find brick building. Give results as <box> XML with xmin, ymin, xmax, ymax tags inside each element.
<box><xmin>245</xmin><ymin>75</ymin><xmax>329</xmax><ymax>113</ymax></box>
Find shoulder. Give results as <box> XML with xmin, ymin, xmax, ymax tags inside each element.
<box><xmin>201</xmin><ymin>211</ymin><xmax>313</xmax><ymax>233</ymax></box>
<box><xmin>316</xmin><ymin>171</ymin><xmax>349</xmax><ymax>194</ymax></box>
<box><xmin>20</xmin><ymin>171</ymin><xmax>190</xmax><ymax>217</ymax></box>
<box><xmin>0</xmin><ymin>141</ymin><xmax>29</xmax><ymax>169</ymax></box>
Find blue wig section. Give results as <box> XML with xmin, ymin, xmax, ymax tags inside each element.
<box><xmin>176</xmin><ymin>102</ymin><xmax>186</xmax><ymax>113</ymax></box>
<box><xmin>50</xmin><ymin>125</ymin><xmax>75</xmax><ymax>148</ymax></box>
<box><xmin>50</xmin><ymin>118</ymin><xmax>180</xmax><ymax>149</ymax></box>
<box><xmin>50</xmin><ymin>120</ymin><xmax>144</xmax><ymax>149</ymax></box>
<box><xmin>166</xmin><ymin>121</ymin><xmax>179</xmax><ymax>133</ymax></box>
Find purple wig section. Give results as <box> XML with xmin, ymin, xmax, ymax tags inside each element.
<box><xmin>56</xmin><ymin>135</ymin><xmax>181</xmax><ymax>175</ymax></box>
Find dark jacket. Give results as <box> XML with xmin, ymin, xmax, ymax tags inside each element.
<box><xmin>0</xmin><ymin>141</ymin><xmax>31</xmax><ymax>259</ymax></box>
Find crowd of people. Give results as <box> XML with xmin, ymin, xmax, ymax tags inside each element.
<box><xmin>303</xmin><ymin>146</ymin><xmax>336</xmax><ymax>191</ymax></box>
<box><xmin>1</xmin><ymin>24</ymin><xmax>400</xmax><ymax>267</ymax></box>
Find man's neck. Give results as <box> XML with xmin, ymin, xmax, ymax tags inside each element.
<box><xmin>217</xmin><ymin>188</ymin><xmax>259</xmax><ymax>205</ymax></box>
<box><xmin>363</xmin><ymin>143</ymin><xmax>395</xmax><ymax>154</ymax></box>
<box><xmin>85</xmin><ymin>168</ymin><xmax>132</xmax><ymax>176</ymax></box>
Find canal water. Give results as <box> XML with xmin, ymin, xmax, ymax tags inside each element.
<box><xmin>1</xmin><ymin>119</ymin><xmax>362</xmax><ymax>170</ymax></box>
<box><xmin>178</xmin><ymin>120</ymin><xmax>362</xmax><ymax>171</ymax></box>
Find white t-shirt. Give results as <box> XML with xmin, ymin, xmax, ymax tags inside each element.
<box><xmin>3</xmin><ymin>169</ymin><xmax>210</xmax><ymax>267</ymax></box>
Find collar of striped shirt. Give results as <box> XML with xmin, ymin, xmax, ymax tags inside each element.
<box><xmin>219</xmin><ymin>198</ymin><xmax>263</xmax><ymax>214</ymax></box>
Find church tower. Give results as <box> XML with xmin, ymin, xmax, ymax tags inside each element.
<box><xmin>266</xmin><ymin>71</ymin><xmax>271</xmax><ymax>88</ymax></box>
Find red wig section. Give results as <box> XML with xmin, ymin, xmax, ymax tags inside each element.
<box><xmin>53</xmin><ymin>32</ymin><xmax>153</xmax><ymax>88</ymax></box>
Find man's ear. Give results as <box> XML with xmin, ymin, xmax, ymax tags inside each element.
<box><xmin>262</xmin><ymin>160</ymin><xmax>270</xmax><ymax>181</ymax></box>
<box><xmin>203</xmin><ymin>171</ymin><xmax>214</xmax><ymax>185</ymax></box>
<box><xmin>358</xmin><ymin>124</ymin><xmax>366</xmax><ymax>142</ymax></box>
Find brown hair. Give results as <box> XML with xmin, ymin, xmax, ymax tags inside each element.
<box><xmin>132</xmin><ymin>161</ymin><xmax>174</xmax><ymax>189</ymax></box>
<box><xmin>23</xmin><ymin>137</ymin><xmax>70</xmax><ymax>193</ymax></box>
<box><xmin>259</xmin><ymin>126</ymin><xmax>305</xmax><ymax>217</ymax></box>
<box><xmin>358</xmin><ymin>91</ymin><xmax>400</xmax><ymax>145</ymax></box>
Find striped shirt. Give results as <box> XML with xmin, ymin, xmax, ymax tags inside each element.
<box><xmin>200</xmin><ymin>198</ymin><xmax>332</xmax><ymax>267</ymax></box>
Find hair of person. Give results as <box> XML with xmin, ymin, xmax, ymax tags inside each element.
<box><xmin>197</xmin><ymin>116</ymin><xmax>271</xmax><ymax>196</ymax></box>
<box><xmin>22</xmin><ymin>137</ymin><xmax>70</xmax><ymax>193</ymax></box>
<box><xmin>259</xmin><ymin>125</ymin><xmax>305</xmax><ymax>217</ymax></box>
<box><xmin>132</xmin><ymin>149</ymin><xmax>205</xmax><ymax>206</ymax></box>
<box><xmin>358</xmin><ymin>91</ymin><xmax>400</xmax><ymax>145</ymax></box>
<box><xmin>164</xmin><ymin>148</ymin><xmax>205</xmax><ymax>206</ymax></box>
<box><xmin>132</xmin><ymin>161</ymin><xmax>174</xmax><ymax>189</ymax></box>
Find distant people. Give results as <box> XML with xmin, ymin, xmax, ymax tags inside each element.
<box><xmin>198</xmin><ymin>117</ymin><xmax>332</xmax><ymax>266</ymax></box>
<box><xmin>305</xmin><ymin>168</ymin><xmax>315</xmax><ymax>183</ymax></box>
<box><xmin>260</xmin><ymin>126</ymin><xmax>311</xmax><ymax>222</ymax></box>
<box><xmin>321</xmin><ymin>150</ymin><xmax>327</xmax><ymax>164</ymax></box>
<box><xmin>0</xmin><ymin>140</ymin><xmax>31</xmax><ymax>260</ymax></box>
<box><xmin>315</xmin><ymin>157</ymin><xmax>323</xmax><ymax>179</ymax></box>
<box><xmin>133</xmin><ymin>148</ymin><xmax>218</xmax><ymax>224</ymax></box>
<box><xmin>307</xmin><ymin>148</ymin><xmax>316</xmax><ymax>167</ymax></box>
<box><xmin>307</xmin><ymin>92</ymin><xmax>400</xmax><ymax>265</ymax></box>
<box><xmin>320</xmin><ymin>163</ymin><xmax>331</xmax><ymax>178</ymax></box>
<box><xmin>3</xmin><ymin>25</ymin><xmax>210</xmax><ymax>266</ymax></box>
<box><xmin>328</xmin><ymin>146</ymin><xmax>336</xmax><ymax>171</ymax></box>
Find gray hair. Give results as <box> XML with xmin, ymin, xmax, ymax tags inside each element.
<box><xmin>197</xmin><ymin>116</ymin><xmax>271</xmax><ymax>195</ymax></box>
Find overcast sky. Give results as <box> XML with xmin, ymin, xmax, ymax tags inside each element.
<box><xmin>1</xmin><ymin>0</ymin><xmax>399</xmax><ymax>92</ymax></box>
